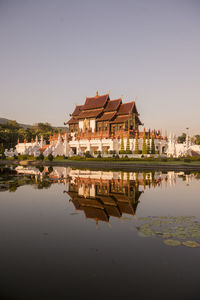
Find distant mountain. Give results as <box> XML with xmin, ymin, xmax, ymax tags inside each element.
<box><xmin>0</xmin><ymin>118</ymin><xmax>33</xmax><ymax>129</ymax></box>
<box><xmin>0</xmin><ymin>118</ymin><xmax>65</xmax><ymax>130</ymax></box>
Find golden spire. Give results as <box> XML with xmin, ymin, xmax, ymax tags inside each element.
<box><xmin>96</xmin><ymin>90</ymin><xmax>99</xmax><ymax>97</ymax></box>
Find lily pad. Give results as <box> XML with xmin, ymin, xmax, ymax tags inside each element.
<box><xmin>162</xmin><ymin>234</ymin><xmax>172</xmax><ymax>239</ymax></box>
<box><xmin>163</xmin><ymin>239</ymin><xmax>181</xmax><ymax>246</ymax></box>
<box><xmin>138</xmin><ymin>217</ymin><xmax>152</xmax><ymax>221</ymax></box>
<box><xmin>182</xmin><ymin>241</ymin><xmax>200</xmax><ymax>248</ymax></box>
<box><xmin>140</xmin><ymin>229</ymin><xmax>155</xmax><ymax>237</ymax></box>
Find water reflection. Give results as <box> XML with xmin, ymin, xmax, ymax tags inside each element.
<box><xmin>0</xmin><ymin>166</ymin><xmax>200</xmax><ymax>299</ymax></box>
<box><xmin>1</xmin><ymin>166</ymin><xmax>199</xmax><ymax>223</ymax></box>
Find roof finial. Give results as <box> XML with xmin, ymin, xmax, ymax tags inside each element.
<box><xmin>96</xmin><ymin>90</ymin><xmax>99</xmax><ymax>97</ymax></box>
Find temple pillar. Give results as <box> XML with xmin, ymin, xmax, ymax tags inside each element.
<box><xmin>98</xmin><ymin>142</ymin><xmax>103</xmax><ymax>152</ymax></box>
<box><xmin>86</xmin><ymin>141</ymin><xmax>91</xmax><ymax>152</ymax></box>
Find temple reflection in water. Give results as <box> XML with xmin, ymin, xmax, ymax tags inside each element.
<box><xmin>6</xmin><ymin>166</ymin><xmax>197</xmax><ymax>223</ymax></box>
<box><xmin>14</xmin><ymin>166</ymin><xmax>168</xmax><ymax>222</ymax></box>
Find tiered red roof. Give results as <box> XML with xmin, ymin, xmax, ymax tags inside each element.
<box><xmin>97</xmin><ymin>111</ymin><xmax>117</xmax><ymax>121</ymax></box>
<box><xmin>77</xmin><ymin>108</ymin><xmax>104</xmax><ymax>119</ymax></box>
<box><xmin>67</xmin><ymin>93</ymin><xmax>142</xmax><ymax>125</ymax></box>
<box><xmin>82</xmin><ymin>94</ymin><xmax>109</xmax><ymax>110</ymax></box>
<box><xmin>72</xmin><ymin>105</ymin><xmax>83</xmax><ymax>116</ymax></box>
<box><xmin>104</xmin><ymin>99</ymin><xmax>121</xmax><ymax>112</ymax></box>
<box><xmin>117</xmin><ymin>102</ymin><xmax>135</xmax><ymax>115</ymax></box>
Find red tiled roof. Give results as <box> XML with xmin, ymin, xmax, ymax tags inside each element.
<box><xmin>110</xmin><ymin>115</ymin><xmax>129</xmax><ymax>124</ymax></box>
<box><xmin>117</xmin><ymin>101</ymin><xmax>135</xmax><ymax>115</ymax></box>
<box><xmin>104</xmin><ymin>205</ymin><xmax>121</xmax><ymax>218</ymax></box>
<box><xmin>72</xmin><ymin>105</ymin><xmax>83</xmax><ymax>116</ymax></box>
<box><xmin>82</xmin><ymin>94</ymin><xmax>109</xmax><ymax>110</ymax></box>
<box><xmin>104</xmin><ymin>99</ymin><xmax>122</xmax><ymax>112</ymax></box>
<box><xmin>77</xmin><ymin>108</ymin><xmax>103</xmax><ymax>119</ymax></box>
<box><xmin>97</xmin><ymin>111</ymin><xmax>117</xmax><ymax>121</ymax></box>
<box><xmin>83</xmin><ymin>207</ymin><xmax>109</xmax><ymax>222</ymax></box>
<box><xmin>67</xmin><ymin>117</ymin><xmax>79</xmax><ymax>124</ymax></box>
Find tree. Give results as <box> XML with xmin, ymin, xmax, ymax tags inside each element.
<box><xmin>134</xmin><ymin>132</ymin><xmax>139</xmax><ymax>154</ymax></box>
<box><xmin>194</xmin><ymin>135</ymin><xmax>200</xmax><ymax>145</ymax></box>
<box><xmin>48</xmin><ymin>154</ymin><xmax>54</xmax><ymax>161</ymax></box>
<box><xmin>142</xmin><ymin>133</ymin><xmax>147</xmax><ymax>154</ymax></box>
<box><xmin>37</xmin><ymin>153</ymin><xmax>44</xmax><ymax>161</ymax></box>
<box><xmin>126</xmin><ymin>133</ymin><xmax>130</xmax><ymax>151</ymax></box>
<box><xmin>177</xmin><ymin>133</ymin><xmax>186</xmax><ymax>144</ymax></box>
<box><xmin>0</xmin><ymin>143</ymin><xmax>5</xmax><ymax>159</ymax></box>
<box><xmin>147</xmin><ymin>133</ymin><xmax>150</xmax><ymax>154</ymax></box>
<box><xmin>151</xmin><ymin>134</ymin><xmax>155</xmax><ymax>154</ymax></box>
<box><xmin>36</xmin><ymin>122</ymin><xmax>53</xmax><ymax>132</ymax></box>
<box><xmin>120</xmin><ymin>134</ymin><xmax>124</xmax><ymax>151</ymax></box>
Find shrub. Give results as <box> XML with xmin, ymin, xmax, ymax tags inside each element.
<box><xmin>48</xmin><ymin>166</ymin><xmax>53</xmax><ymax>173</ymax></box>
<box><xmin>97</xmin><ymin>153</ymin><xmax>101</xmax><ymax>158</ymax></box>
<box><xmin>84</xmin><ymin>151</ymin><xmax>92</xmax><ymax>158</ymax></box>
<box><xmin>119</xmin><ymin>150</ymin><xmax>126</xmax><ymax>154</ymax></box>
<box><xmin>37</xmin><ymin>153</ymin><xmax>44</xmax><ymax>161</ymax></box>
<box><xmin>173</xmin><ymin>157</ymin><xmax>180</xmax><ymax>161</ymax></box>
<box><xmin>18</xmin><ymin>154</ymin><xmax>29</xmax><ymax>160</ymax></box>
<box><xmin>184</xmin><ymin>158</ymin><xmax>191</xmax><ymax>163</ymax></box>
<box><xmin>70</xmin><ymin>155</ymin><xmax>85</xmax><ymax>160</ymax></box>
<box><xmin>48</xmin><ymin>154</ymin><xmax>54</xmax><ymax>161</ymax></box>
<box><xmin>38</xmin><ymin>166</ymin><xmax>44</xmax><ymax>172</ymax></box>
<box><xmin>94</xmin><ymin>150</ymin><xmax>98</xmax><ymax>154</ymax></box>
<box><xmin>161</xmin><ymin>158</ymin><xmax>168</xmax><ymax>162</ymax></box>
<box><xmin>13</xmin><ymin>154</ymin><xmax>18</xmax><ymax>160</ymax></box>
<box><xmin>55</xmin><ymin>155</ymin><xmax>65</xmax><ymax>160</ymax></box>
<box><xmin>115</xmin><ymin>154</ymin><xmax>119</xmax><ymax>159</ymax></box>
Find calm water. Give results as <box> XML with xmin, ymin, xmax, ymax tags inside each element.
<box><xmin>0</xmin><ymin>166</ymin><xmax>200</xmax><ymax>300</ymax></box>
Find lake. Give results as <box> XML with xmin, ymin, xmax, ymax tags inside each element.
<box><xmin>0</xmin><ymin>165</ymin><xmax>200</xmax><ymax>300</ymax></box>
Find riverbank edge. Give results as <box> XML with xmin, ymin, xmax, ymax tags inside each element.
<box><xmin>1</xmin><ymin>159</ymin><xmax>200</xmax><ymax>171</ymax></box>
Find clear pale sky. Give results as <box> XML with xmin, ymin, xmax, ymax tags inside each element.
<box><xmin>0</xmin><ymin>0</ymin><xmax>199</xmax><ymax>135</ymax></box>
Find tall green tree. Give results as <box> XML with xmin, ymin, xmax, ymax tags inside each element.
<box><xmin>120</xmin><ymin>134</ymin><xmax>124</xmax><ymax>151</ymax></box>
<box><xmin>0</xmin><ymin>143</ymin><xmax>5</xmax><ymax>159</ymax></box>
<box><xmin>147</xmin><ymin>133</ymin><xmax>150</xmax><ymax>154</ymax></box>
<box><xmin>126</xmin><ymin>133</ymin><xmax>130</xmax><ymax>151</ymax></box>
<box><xmin>142</xmin><ymin>133</ymin><xmax>147</xmax><ymax>154</ymax></box>
<box><xmin>151</xmin><ymin>134</ymin><xmax>155</xmax><ymax>154</ymax></box>
<box><xmin>134</xmin><ymin>132</ymin><xmax>139</xmax><ymax>154</ymax></box>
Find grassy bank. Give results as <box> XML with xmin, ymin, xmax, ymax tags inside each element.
<box><xmin>1</xmin><ymin>156</ymin><xmax>200</xmax><ymax>172</ymax></box>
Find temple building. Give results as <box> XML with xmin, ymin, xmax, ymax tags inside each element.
<box><xmin>67</xmin><ymin>92</ymin><xmax>142</xmax><ymax>135</ymax></box>
<box><xmin>64</xmin><ymin>92</ymin><xmax>167</xmax><ymax>156</ymax></box>
<box><xmin>9</xmin><ymin>92</ymin><xmax>200</xmax><ymax>158</ymax></box>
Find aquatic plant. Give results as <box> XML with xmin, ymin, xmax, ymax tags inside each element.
<box><xmin>137</xmin><ymin>216</ymin><xmax>200</xmax><ymax>248</ymax></box>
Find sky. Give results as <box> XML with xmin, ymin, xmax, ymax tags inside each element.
<box><xmin>0</xmin><ymin>0</ymin><xmax>199</xmax><ymax>135</ymax></box>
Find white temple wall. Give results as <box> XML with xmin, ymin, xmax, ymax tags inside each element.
<box><xmin>90</xmin><ymin>119</ymin><xmax>96</xmax><ymax>132</ymax></box>
<box><xmin>79</xmin><ymin>120</ymin><xmax>84</xmax><ymax>131</ymax></box>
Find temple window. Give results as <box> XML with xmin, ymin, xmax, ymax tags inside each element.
<box><xmin>104</xmin><ymin>122</ymin><xmax>108</xmax><ymax>131</ymax></box>
<box><xmin>97</xmin><ymin>122</ymin><xmax>102</xmax><ymax>131</ymax></box>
